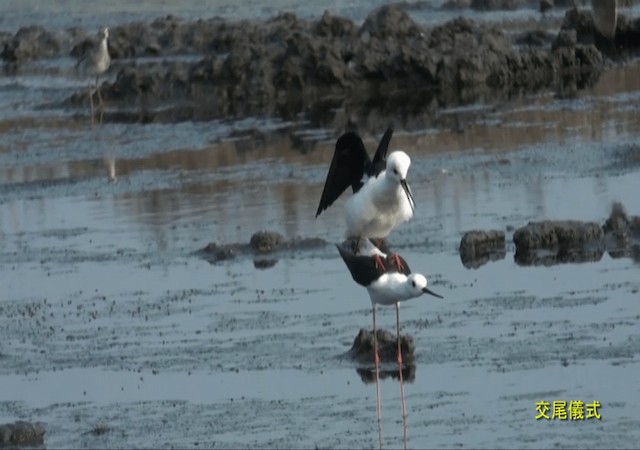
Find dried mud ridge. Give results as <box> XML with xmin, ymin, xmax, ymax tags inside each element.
<box><xmin>460</xmin><ymin>202</ymin><xmax>640</xmax><ymax>268</ymax></box>
<box><xmin>0</xmin><ymin>421</ymin><xmax>45</xmax><ymax>447</ymax></box>
<box><xmin>2</xmin><ymin>5</ymin><xmax>639</xmax><ymax>122</ymax></box>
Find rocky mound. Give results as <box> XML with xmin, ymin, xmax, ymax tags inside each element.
<box><xmin>3</xmin><ymin>5</ymin><xmax>638</xmax><ymax>121</ymax></box>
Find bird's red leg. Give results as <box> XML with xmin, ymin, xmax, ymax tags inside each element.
<box><xmin>374</xmin><ymin>254</ymin><xmax>386</xmax><ymax>271</ymax></box>
<box><xmin>373</xmin><ymin>304</ymin><xmax>382</xmax><ymax>447</ymax></box>
<box><xmin>391</xmin><ymin>252</ymin><xmax>405</xmax><ymax>272</ymax></box>
<box><xmin>396</xmin><ymin>302</ymin><xmax>408</xmax><ymax>448</ymax></box>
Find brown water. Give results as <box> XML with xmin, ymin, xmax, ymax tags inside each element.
<box><xmin>1</xmin><ymin>2</ymin><xmax>640</xmax><ymax>449</ymax></box>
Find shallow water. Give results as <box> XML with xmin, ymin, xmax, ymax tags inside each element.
<box><xmin>2</xmin><ymin>2</ymin><xmax>640</xmax><ymax>449</ymax></box>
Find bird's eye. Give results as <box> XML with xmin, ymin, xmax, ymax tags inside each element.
<box><xmin>393</xmin><ymin>169</ymin><xmax>398</xmax><ymax>175</ymax></box>
<box><xmin>411</xmin><ymin>280</ymin><xmax>416</xmax><ymax>287</ymax></box>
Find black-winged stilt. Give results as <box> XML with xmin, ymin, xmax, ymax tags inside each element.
<box><xmin>336</xmin><ymin>240</ymin><xmax>442</xmax><ymax>364</ymax></box>
<box><xmin>316</xmin><ymin>129</ymin><xmax>416</xmax><ymax>272</ymax></box>
<box><xmin>336</xmin><ymin>239</ymin><xmax>442</xmax><ymax>441</ymax></box>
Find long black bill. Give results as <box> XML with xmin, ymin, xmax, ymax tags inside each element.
<box><xmin>423</xmin><ymin>287</ymin><xmax>443</xmax><ymax>299</ymax></box>
<box><xmin>400</xmin><ymin>179</ymin><xmax>415</xmax><ymax>213</ymax></box>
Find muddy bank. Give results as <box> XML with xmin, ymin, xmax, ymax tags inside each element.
<box><xmin>2</xmin><ymin>5</ymin><xmax>639</xmax><ymax>123</ymax></box>
<box><xmin>460</xmin><ymin>202</ymin><xmax>640</xmax><ymax>267</ymax></box>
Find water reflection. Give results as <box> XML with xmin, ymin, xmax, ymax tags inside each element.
<box><xmin>356</xmin><ymin>365</ymin><xmax>416</xmax><ymax>384</ymax></box>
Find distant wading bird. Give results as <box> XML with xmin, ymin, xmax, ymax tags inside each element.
<box><xmin>76</xmin><ymin>26</ymin><xmax>111</xmax><ymax>124</ymax></box>
<box><xmin>316</xmin><ymin>129</ymin><xmax>415</xmax><ymax>271</ymax></box>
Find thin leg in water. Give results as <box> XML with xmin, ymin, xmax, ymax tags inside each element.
<box><xmin>373</xmin><ymin>304</ymin><xmax>383</xmax><ymax>449</ymax></box>
<box><xmin>396</xmin><ymin>302</ymin><xmax>408</xmax><ymax>450</ymax></box>
<box><xmin>88</xmin><ymin>84</ymin><xmax>95</xmax><ymax>126</ymax></box>
<box><xmin>95</xmin><ymin>76</ymin><xmax>104</xmax><ymax>109</ymax></box>
<box><xmin>95</xmin><ymin>75</ymin><xmax>105</xmax><ymax>123</ymax></box>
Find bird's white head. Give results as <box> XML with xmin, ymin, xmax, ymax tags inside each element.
<box><xmin>386</xmin><ymin>151</ymin><xmax>411</xmax><ymax>182</ymax></box>
<box><xmin>385</xmin><ymin>150</ymin><xmax>415</xmax><ymax>213</ymax></box>
<box><xmin>407</xmin><ymin>273</ymin><xmax>443</xmax><ymax>299</ymax></box>
<box><xmin>99</xmin><ymin>27</ymin><xmax>109</xmax><ymax>40</ymax></box>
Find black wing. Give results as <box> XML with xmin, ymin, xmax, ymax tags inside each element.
<box><xmin>316</xmin><ymin>132</ymin><xmax>370</xmax><ymax>218</ymax></box>
<box><xmin>368</xmin><ymin>127</ymin><xmax>394</xmax><ymax>177</ymax></box>
<box><xmin>336</xmin><ymin>244</ymin><xmax>383</xmax><ymax>287</ymax></box>
<box><xmin>336</xmin><ymin>241</ymin><xmax>411</xmax><ymax>287</ymax></box>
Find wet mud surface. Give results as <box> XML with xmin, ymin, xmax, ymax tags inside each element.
<box><xmin>2</xmin><ymin>1</ymin><xmax>640</xmax><ymax>449</ymax></box>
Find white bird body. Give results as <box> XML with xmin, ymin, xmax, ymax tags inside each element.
<box><xmin>91</xmin><ymin>35</ymin><xmax>110</xmax><ymax>75</ymax></box>
<box><xmin>344</xmin><ymin>150</ymin><xmax>415</xmax><ymax>239</ymax></box>
<box><xmin>78</xmin><ymin>27</ymin><xmax>110</xmax><ymax>77</ymax></box>
<box><xmin>366</xmin><ymin>272</ymin><xmax>429</xmax><ymax>306</ymax></box>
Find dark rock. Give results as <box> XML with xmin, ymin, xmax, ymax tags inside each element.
<box><xmin>0</xmin><ymin>421</ymin><xmax>45</xmax><ymax>445</ymax></box>
<box><xmin>314</xmin><ymin>10</ymin><xmax>357</xmax><ymax>38</ymax></box>
<box><xmin>359</xmin><ymin>5</ymin><xmax>422</xmax><ymax>40</ymax></box>
<box><xmin>89</xmin><ymin>422</ymin><xmax>111</xmax><ymax>436</ymax></box>
<box><xmin>513</xmin><ymin>220</ymin><xmax>604</xmax><ymax>252</ymax></box>
<box><xmin>282</xmin><ymin>237</ymin><xmax>328</xmax><ymax>251</ymax></box>
<box><xmin>249</xmin><ymin>230</ymin><xmax>285</xmax><ymax>253</ymax></box>
<box><xmin>1</xmin><ymin>26</ymin><xmax>61</xmax><ymax>62</ymax></box>
<box><xmin>347</xmin><ymin>328</ymin><xmax>415</xmax><ymax>365</ymax></box>
<box><xmin>514</xmin><ymin>30</ymin><xmax>555</xmax><ymax>48</ymax></box>
<box><xmin>540</xmin><ymin>0</ymin><xmax>554</xmax><ymax>13</ymax></box>
<box><xmin>515</xmin><ymin>248</ymin><xmax>604</xmax><ymax>266</ymax></box>
<box><xmin>442</xmin><ymin>0</ymin><xmax>472</xmax><ymax>8</ymax></box>
<box><xmin>199</xmin><ymin>242</ymin><xmax>242</xmax><ymax>262</ymax></box>
<box><xmin>468</xmin><ymin>204</ymin><xmax>640</xmax><ymax>267</ymax></box>
<box><xmin>556</xmin><ymin>7</ymin><xmax>640</xmax><ymax>56</ymax></box>
<box><xmin>470</xmin><ymin>0</ymin><xmax>528</xmax><ymax>10</ymax></box>
<box><xmin>601</xmin><ymin>202</ymin><xmax>640</xmax><ymax>259</ymax></box>
<box><xmin>197</xmin><ymin>231</ymin><xmax>327</xmax><ymax>266</ymax></box>
<box><xmin>459</xmin><ymin>229</ymin><xmax>506</xmax><ymax>268</ymax></box>
<box><xmin>603</xmin><ymin>201</ymin><xmax>629</xmax><ymax>233</ymax></box>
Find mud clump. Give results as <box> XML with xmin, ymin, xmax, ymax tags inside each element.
<box><xmin>0</xmin><ymin>421</ymin><xmax>45</xmax><ymax>446</ymax></box>
<box><xmin>1</xmin><ymin>25</ymin><xmax>61</xmax><ymax>62</ymax></box>
<box><xmin>555</xmin><ymin>8</ymin><xmax>640</xmax><ymax>58</ymax></box>
<box><xmin>459</xmin><ymin>229</ymin><xmax>506</xmax><ymax>268</ymax></box>
<box><xmin>513</xmin><ymin>220</ymin><xmax>604</xmax><ymax>251</ymax></box>
<box><xmin>197</xmin><ymin>230</ymin><xmax>327</xmax><ymax>265</ymax></box>
<box><xmin>347</xmin><ymin>328</ymin><xmax>415</xmax><ymax>366</ymax></box>
<box><xmin>515</xmin><ymin>204</ymin><xmax>640</xmax><ymax>265</ymax></box>
<box><xmin>512</xmin><ymin>220</ymin><xmax>604</xmax><ymax>266</ymax></box>
<box><xmin>461</xmin><ymin>203</ymin><xmax>640</xmax><ymax>267</ymax></box>
<box><xmin>250</xmin><ymin>231</ymin><xmax>285</xmax><ymax>253</ymax></box>
<box><xmin>602</xmin><ymin>202</ymin><xmax>640</xmax><ymax>259</ymax></box>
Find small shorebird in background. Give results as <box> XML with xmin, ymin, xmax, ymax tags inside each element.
<box><xmin>76</xmin><ymin>26</ymin><xmax>111</xmax><ymax>124</ymax></box>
